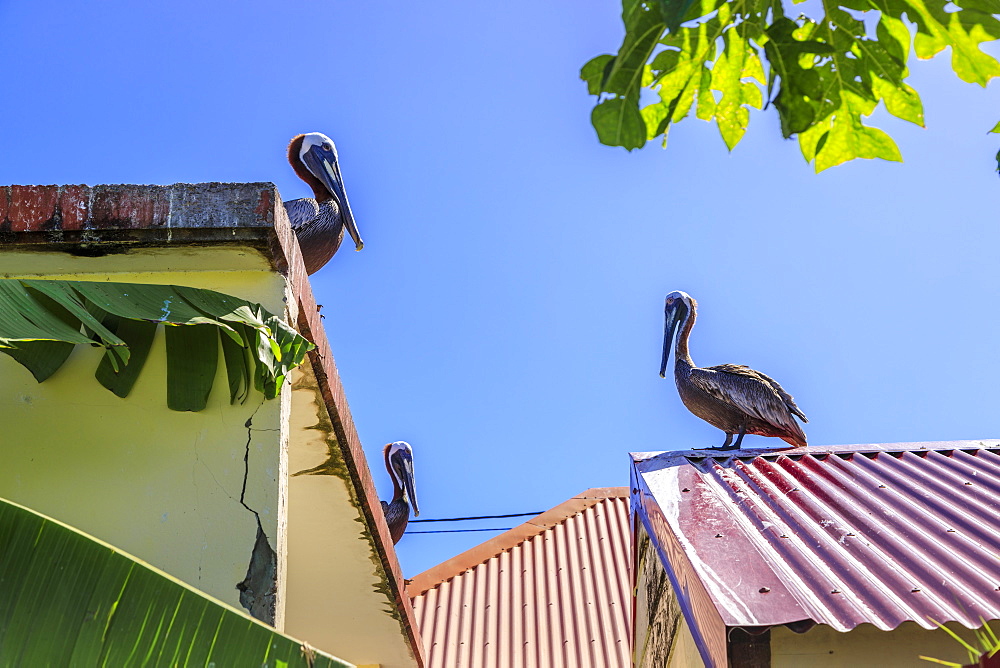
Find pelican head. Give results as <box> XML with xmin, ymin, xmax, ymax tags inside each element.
<box><xmin>384</xmin><ymin>441</ymin><xmax>419</xmax><ymax>517</ymax></box>
<box><xmin>288</xmin><ymin>132</ymin><xmax>364</xmax><ymax>251</ymax></box>
<box><xmin>661</xmin><ymin>290</ymin><xmax>695</xmax><ymax>378</ymax></box>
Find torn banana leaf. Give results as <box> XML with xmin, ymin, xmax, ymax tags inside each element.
<box><xmin>0</xmin><ymin>279</ymin><xmax>314</xmax><ymax>412</ymax></box>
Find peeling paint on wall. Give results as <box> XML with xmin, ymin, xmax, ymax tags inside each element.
<box><xmin>237</xmin><ymin>521</ymin><xmax>278</xmax><ymax>625</ymax></box>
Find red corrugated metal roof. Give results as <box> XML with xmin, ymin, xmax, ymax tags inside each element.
<box><xmin>633</xmin><ymin>441</ymin><xmax>1000</xmax><ymax>646</ymax></box>
<box><xmin>408</xmin><ymin>488</ymin><xmax>631</xmax><ymax>668</ymax></box>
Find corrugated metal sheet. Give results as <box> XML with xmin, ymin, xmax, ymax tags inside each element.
<box><xmin>633</xmin><ymin>441</ymin><xmax>1000</xmax><ymax>641</ymax></box>
<box><xmin>409</xmin><ymin>489</ymin><xmax>631</xmax><ymax>668</ymax></box>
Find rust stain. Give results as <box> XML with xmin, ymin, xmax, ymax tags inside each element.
<box><xmin>90</xmin><ymin>185</ymin><xmax>170</xmax><ymax>229</ymax></box>
<box><xmin>58</xmin><ymin>185</ymin><xmax>90</xmax><ymax>231</ymax></box>
<box><xmin>0</xmin><ymin>186</ymin><xmax>9</xmax><ymax>226</ymax></box>
<box><xmin>10</xmin><ymin>185</ymin><xmax>58</xmax><ymax>232</ymax></box>
<box><xmin>255</xmin><ymin>188</ymin><xmax>273</xmax><ymax>222</ymax></box>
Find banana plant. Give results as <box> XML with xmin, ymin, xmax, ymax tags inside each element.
<box><xmin>0</xmin><ymin>279</ymin><xmax>313</xmax><ymax>411</ymax></box>
<box><xmin>0</xmin><ymin>494</ymin><xmax>350</xmax><ymax>666</ymax></box>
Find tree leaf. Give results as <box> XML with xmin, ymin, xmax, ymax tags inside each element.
<box><xmin>895</xmin><ymin>0</ymin><xmax>1000</xmax><ymax>84</ymax></box>
<box><xmin>655</xmin><ymin>0</ymin><xmax>699</xmax><ymax>32</ymax></box>
<box><xmin>592</xmin><ymin>97</ymin><xmax>648</xmax><ymax>149</ymax></box>
<box><xmin>765</xmin><ymin>17</ymin><xmax>838</xmax><ymax>137</ymax></box>
<box><xmin>580</xmin><ymin>54</ymin><xmax>615</xmax><ymax>95</ymax></box>
<box><xmin>809</xmin><ymin>92</ymin><xmax>904</xmax><ymax>171</ymax></box>
<box><xmin>641</xmin><ymin>11</ymin><xmax>727</xmax><ymax>140</ymax></box>
<box><xmin>712</xmin><ymin>29</ymin><xmax>765</xmax><ymax>149</ymax></box>
<box><xmin>584</xmin><ymin>0</ymin><xmax>1000</xmax><ymax>170</ymax></box>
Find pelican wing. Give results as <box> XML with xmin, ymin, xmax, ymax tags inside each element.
<box><xmin>690</xmin><ymin>364</ymin><xmax>806</xmax><ymax>434</ymax></box>
<box><xmin>283</xmin><ymin>198</ymin><xmax>319</xmax><ymax>232</ymax></box>
<box><xmin>747</xmin><ymin>368</ymin><xmax>808</xmax><ymax>423</ymax></box>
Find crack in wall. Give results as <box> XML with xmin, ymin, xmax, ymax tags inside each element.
<box><xmin>235</xmin><ymin>404</ymin><xmax>278</xmax><ymax>626</ymax></box>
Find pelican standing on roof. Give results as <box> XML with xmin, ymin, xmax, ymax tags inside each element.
<box><xmin>284</xmin><ymin>132</ymin><xmax>363</xmax><ymax>275</ymax></box>
<box><xmin>660</xmin><ymin>291</ymin><xmax>808</xmax><ymax>450</ymax></box>
<box><xmin>381</xmin><ymin>441</ymin><xmax>419</xmax><ymax>544</ymax></box>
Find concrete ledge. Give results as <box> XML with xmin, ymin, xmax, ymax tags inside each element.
<box><xmin>0</xmin><ymin>182</ymin><xmax>277</xmax><ymax>248</ymax></box>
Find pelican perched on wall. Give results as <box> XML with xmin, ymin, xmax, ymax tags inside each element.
<box><xmin>381</xmin><ymin>441</ymin><xmax>419</xmax><ymax>544</ymax></box>
<box><xmin>660</xmin><ymin>291</ymin><xmax>808</xmax><ymax>450</ymax></box>
<box><xmin>284</xmin><ymin>132</ymin><xmax>363</xmax><ymax>275</ymax></box>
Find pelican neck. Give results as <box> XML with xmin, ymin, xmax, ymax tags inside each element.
<box><xmin>673</xmin><ymin>303</ymin><xmax>696</xmax><ymax>366</ymax></box>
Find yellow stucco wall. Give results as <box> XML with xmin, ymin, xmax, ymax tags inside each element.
<box><xmin>0</xmin><ymin>248</ymin><xmax>289</xmax><ymax>616</ymax></box>
<box><xmin>773</xmin><ymin>621</ymin><xmax>1000</xmax><ymax>667</ymax></box>
<box><xmin>1</xmin><ymin>246</ymin><xmax>421</xmax><ymax>666</ymax></box>
<box><xmin>284</xmin><ymin>362</ymin><xmax>419</xmax><ymax>668</ymax></box>
<box><xmin>666</xmin><ymin>615</ymin><xmax>705</xmax><ymax>668</ymax></box>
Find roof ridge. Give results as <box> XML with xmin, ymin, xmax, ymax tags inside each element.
<box><xmin>406</xmin><ymin>487</ymin><xmax>628</xmax><ymax>597</ymax></box>
<box><xmin>631</xmin><ymin>440</ymin><xmax>1000</xmax><ymax>467</ymax></box>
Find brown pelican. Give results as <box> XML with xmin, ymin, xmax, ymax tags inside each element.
<box><xmin>285</xmin><ymin>132</ymin><xmax>363</xmax><ymax>274</ymax></box>
<box><xmin>380</xmin><ymin>441</ymin><xmax>419</xmax><ymax>544</ymax></box>
<box><xmin>660</xmin><ymin>291</ymin><xmax>808</xmax><ymax>450</ymax></box>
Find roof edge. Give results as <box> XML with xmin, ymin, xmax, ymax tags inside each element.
<box><xmin>407</xmin><ymin>487</ymin><xmax>628</xmax><ymax>597</ymax></box>
<box><xmin>631</xmin><ymin>439</ymin><xmax>1000</xmax><ymax>466</ymax></box>
<box><xmin>271</xmin><ymin>204</ymin><xmax>425</xmax><ymax>667</ymax></box>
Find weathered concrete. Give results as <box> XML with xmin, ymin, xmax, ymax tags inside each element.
<box><xmin>0</xmin><ymin>182</ymin><xmax>277</xmax><ymax>252</ymax></box>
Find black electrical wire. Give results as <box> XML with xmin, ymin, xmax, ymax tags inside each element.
<box><xmin>409</xmin><ymin>511</ymin><xmax>542</xmax><ymax>524</ymax></box>
<box><xmin>406</xmin><ymin>527</ymin><xmax>513</xmax><ymax>534</ymax></box>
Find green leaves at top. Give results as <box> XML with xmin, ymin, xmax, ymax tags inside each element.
<box><xmin>0</xmin><ymin>279</ymin><xmax>314</xmax><ymax>412</ymax></box>
<box><xmin>584</xmin><ymin>0</ymin><xmax>666</xmax><ymax>149</ymax></box>
<box><xmin>582</xmin><ymin>0</ymin><xmax>1000</xmax><ymax>171</ymax></box>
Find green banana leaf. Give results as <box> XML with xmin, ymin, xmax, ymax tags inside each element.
<box><xmin>0</xmin><ymin>495</ymin><xmax>352</xmax><ymax>667</ymax></box>
<box><xmin>0</xmin><ymin>279</ymin><xmax>314</xmax><ymax>412</ymax></box>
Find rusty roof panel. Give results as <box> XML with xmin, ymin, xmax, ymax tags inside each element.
<box><xmin>409</xmin><ymin>489</ymin><xmax>631</xmax><ymax>668</ymax></box>
<box><xmin>632</xmin><ymin>441</ymin><xmax>1000</xmax><ymax>639</ymax></box>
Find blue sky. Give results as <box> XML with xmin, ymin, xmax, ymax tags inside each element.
<box><xmin>2</xmin><ymin>1</ymin><xmax>999</xmax><ymax>576</ymax></box>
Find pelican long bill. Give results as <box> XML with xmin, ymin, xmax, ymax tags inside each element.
<box><xmin>394</xmin><ymin>448</ymin><xmax>419</xmax><ymax>517</ymax></box>
<box><xmin>661</xmin><ymin>302</ymin><xmax>682</xmax><ymax>378</ymax></box>
<box><xmin>301</xmin><ymin>142</ymin><xmax>364</xmax><ymax>251</ymax></box>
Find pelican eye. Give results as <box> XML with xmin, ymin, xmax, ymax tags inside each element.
<box><xmin>324</xmin><ymin>143</ymin><xmax>333</xmax><ymax>151</ymax></box>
